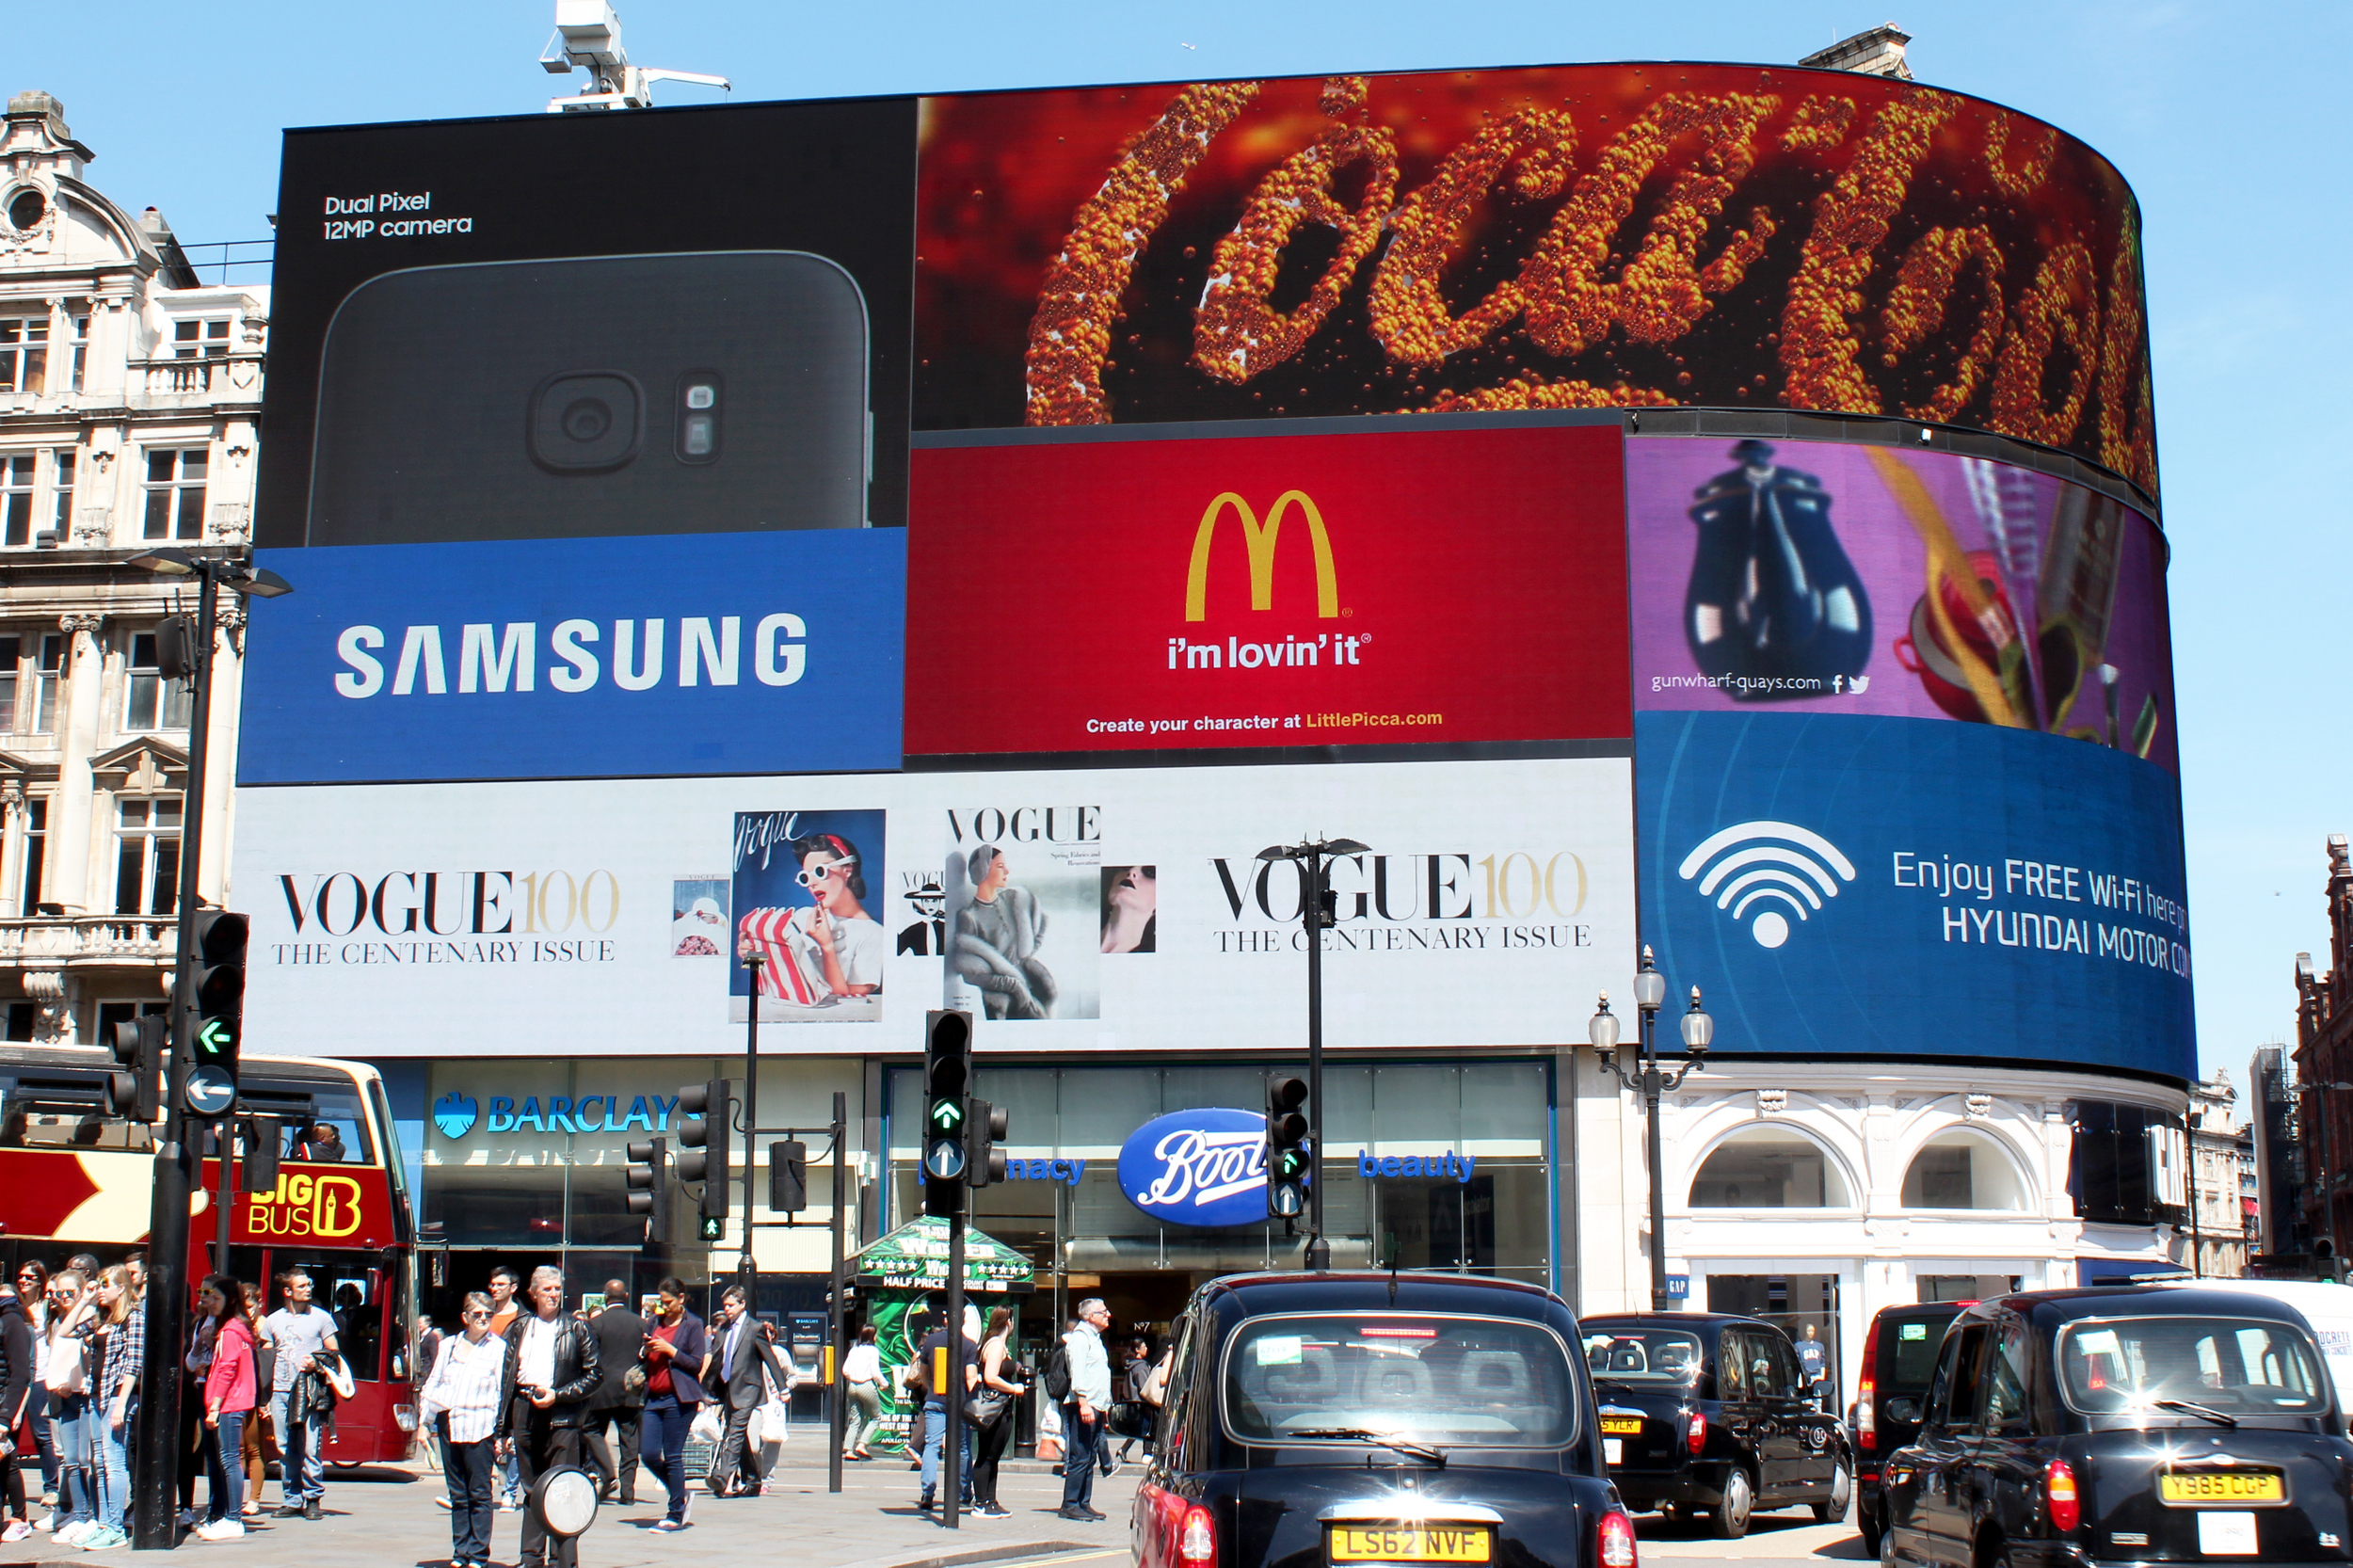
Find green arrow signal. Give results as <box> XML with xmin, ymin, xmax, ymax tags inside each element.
<box><xmin>196</xmin><ymin>1017</ymin><xmax>236</xmax><ymax>1058</ymax></box>
<box><xmin>699</xmin><ymin>1215</ymin><xmax>724</xmax><ymax>1240</ymax></box>
<box><xmin>930</xmin><ymin>1097</ymin><xmax>965</xmax><ymax>1128</ymax></box>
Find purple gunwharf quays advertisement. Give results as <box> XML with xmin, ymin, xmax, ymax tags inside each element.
<box><xmin>1627</xmin><ymin>436</ymin><xmax>2178</xmax><ymax>776</ymax></box>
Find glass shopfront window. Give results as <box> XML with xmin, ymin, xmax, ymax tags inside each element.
<box><xmin>416</xmin><ymin>1055</ymin><xmax>859</xmax><ymax>1321</ymax></box>
<box><xmin>885</xmin><ymin>1059</ymin><xmax>1555</xmax><ymax>1331</ymax></box>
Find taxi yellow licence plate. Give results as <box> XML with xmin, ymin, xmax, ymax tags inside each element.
<box><xmin>2158</xmin><ymin>1471</ymin><xmax>2285</xmax><ymax>1505</ymax></box>
<box><xmin>1328</xmin><ymin>1527</ymin><xmax>1495</xmax><ymax>1562</ymax></box>
<box><xmin>1600</xmin><ymin>1417</ymin><xmax>1643</xmax><ymax>1435</ymax></box>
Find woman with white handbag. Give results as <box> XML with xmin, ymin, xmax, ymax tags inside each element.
<box><xmin>40</xmin><ymin>1271</ymin><xmax>97</xmax><ymax>1547</ymax></box>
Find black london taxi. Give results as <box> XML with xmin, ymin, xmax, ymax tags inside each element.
<box><xmin>1855</xmin><ymin>1302</ymin><xmax>1969</xmax><ymax>1557</ymax></box>
<box><xmin>1881</xmin><ymin>1286</ymin><xmax>2353</xmax><ymax>1568</ymax></box>
<box><xmin>1578</xmin><ymin>1311</ymin><xmax>1852</xmax><ymax>1539</ymax></box>
<box><xmin>1131</xmin><ymin>1272</ymin><xmax>1637</xmax><ymax>1568</ymax></box>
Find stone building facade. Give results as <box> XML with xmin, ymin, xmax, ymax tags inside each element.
<box><xmin>0</xmin><ymin>89</ymin><xmax>260</xmax><ymax>1046</ymax></box>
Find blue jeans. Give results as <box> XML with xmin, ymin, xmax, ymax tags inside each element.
<box><xmin>205</xmin><ymin>1413</ymin><xmax>246</xmax><ymax>1523</ymax></box>
<box><xmin>639</xmin><ymin>1396</ymin><xmax>695</xmax><ymax>1524</ymax></box>
<box><xmin>48</xmin><ymin>1391</ymin><xmax>94</xmax><ymax>1528</ymax></box>
<box><xmin>1058</xmin><ymin>1400</ymin><xmax>1100</xmax><ymax>1512</ymax></box>
<box><xmin>268</xmin><ymin>1388</ymin><xmax>325</xmax><ymax>1503</ymax></box>
<box><xmin>918</xmin><ymin>1396</ymin><xmax>968</xmax><ymax>1506</ymax></box>
<box><xmin>94</xmin><ymin>1394</ymin><xmax>133</xmax><ymax>1529</ymax></box>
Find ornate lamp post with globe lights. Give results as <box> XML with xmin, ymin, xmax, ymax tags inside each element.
<box><xmin>1593</xmin><ymin>946</ymin><xmax>1713</xmax><ymax>1310</ymax></box>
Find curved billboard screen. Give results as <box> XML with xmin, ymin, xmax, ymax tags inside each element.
<box><xmin>914</xmin><ymin>64</ymin><xmax>2154</xmax><ymax>501</ymax></box>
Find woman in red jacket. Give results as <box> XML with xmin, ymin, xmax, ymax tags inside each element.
<box><xmin>195</xmin><ymin>1276</ymin><xmax>257</xmax><ymax>1541</ymax></box>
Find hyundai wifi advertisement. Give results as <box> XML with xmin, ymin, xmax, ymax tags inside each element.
<box><xmin>904</xmin><ymin>419</ymin><xmax>1628</xmax><ymax>760</ymax></box>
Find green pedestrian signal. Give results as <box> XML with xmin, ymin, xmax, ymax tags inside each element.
<box><xmin>699</xmin><ymin>1214</ymin><xmax>724</xmax><ymax>1241</ymax></box>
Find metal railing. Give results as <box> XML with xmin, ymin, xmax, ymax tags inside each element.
<box><xmin>175</xmin><ymin>239</ymin><xmax>274</xmax><ymax>287</ymax></box>
<box><xmin>0</xmin><ymin>915</ymin><xmax>175</xmax><ymax>960</ymax></box>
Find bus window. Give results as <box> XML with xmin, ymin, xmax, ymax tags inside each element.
<box><xmin>275</xmin><ymin>1256</ymin><xmax>383</xmax><ymax>1382</ymax></box>
<box><xmin>242</xmin><ymin>1078</ymin><xmax>374</xmax><ymax>1163</ymax></box>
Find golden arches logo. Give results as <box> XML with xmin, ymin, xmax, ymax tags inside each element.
<box><xmin>1183</xmin><ymin>490</ymin><xmax>1338</xmax><ymax>622</ymax></box>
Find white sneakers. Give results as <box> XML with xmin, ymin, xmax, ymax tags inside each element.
<box><xmin>194</xmin><ymin>1518</ymin><xmax>247</xmax><ymax>1542</ymax></box>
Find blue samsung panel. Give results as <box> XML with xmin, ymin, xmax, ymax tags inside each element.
<box><xmin>1637</xmin><ymin>712</ymin><xmax>2194</xmax><ymax>1081</ymax></box>
<box><xmin>238</xmin><ymin>530</ymin><xmax>904</xmax><ymax>783</ymax></box>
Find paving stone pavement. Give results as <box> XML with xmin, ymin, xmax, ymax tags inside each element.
<box><xmin>0</xmin><ymin>1456</ymin><xmax>1140</xmax><ymax>1568</ymax></box>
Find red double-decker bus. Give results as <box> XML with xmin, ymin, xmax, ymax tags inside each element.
<box><xmin>0</xmin><ymin>1044</ymin><xmax>418</xmax><ymax>1464</ymax></box>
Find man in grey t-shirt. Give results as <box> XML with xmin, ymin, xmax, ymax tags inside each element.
<box><xmin>264</xmin><ymin>1271</ymin><xmax>341</xmax><ymax>1518</ymax></box>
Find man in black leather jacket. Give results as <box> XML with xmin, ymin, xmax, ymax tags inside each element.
<box><xmin>497</xmin><ymin>1267</ymin><xmax>600</xmax><ymax>1568</ymax></box>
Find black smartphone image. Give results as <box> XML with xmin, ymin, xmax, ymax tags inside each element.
<box><xmin>306</xmin><ymin>250</ymin><xmax>869</xmax><ymax>545</ymax></box>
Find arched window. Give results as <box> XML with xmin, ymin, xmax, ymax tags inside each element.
<box><xmin>1689</xmin><ymin>1126</ymin><xmax>1851</xmax><ymax>1208</ymax></box>
<box><xmin>1901</xmin><ymin>1128</ymin><xmax>2027</xmax><ymax>1210</ymax></box>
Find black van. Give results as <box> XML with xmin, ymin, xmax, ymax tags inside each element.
<box><xmin>1580</xmin><ymin>1311</ymin><xmax>1851</xmax><ymax>1538</ymax></box>
<box><xmin>1855</xmin><ymin>1302</ymin><xmax>1967</xmax><ymax>1556</ymax></box>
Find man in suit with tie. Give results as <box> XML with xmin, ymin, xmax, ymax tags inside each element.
<box><xmin>703</xmin><ymin>1286</ymin><xmax>783</xmax><ymax>1498</ymax></box>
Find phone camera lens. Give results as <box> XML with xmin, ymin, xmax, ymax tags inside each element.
<box><xmin>561</xmin><ymin>398</ymin><xmax>612</xmax><ymax>444</ymax></box>
<box><xmin>529</xmin><ymin>371</ymin><xmax>642</xmax><ymax>474</ymax></box>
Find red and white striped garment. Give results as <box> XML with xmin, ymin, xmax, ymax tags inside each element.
<box><xmin>739</xmin><ymin>907</ymin><xmax>825</xmax><ymax>1004</ymax></box>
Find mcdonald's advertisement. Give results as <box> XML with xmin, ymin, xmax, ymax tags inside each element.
<box><xmin>1626</xmin><ymin>436</ymin><xmax>2178</xmax><ymax>776</ymax></box>
<box><xmin>903</xmin><ymin>420</ymin><xmax>1629</xmax><ymax>759</ymax></box>
<box><xmin>1636</xmin><ymin>710</ymin><xmax>2193</xmax><ymax>1080</ymax></box>
<box><xmin>232</xmin><ymin>756</ymin><xmax>1634</xmax><ymax>1058</ymax></box>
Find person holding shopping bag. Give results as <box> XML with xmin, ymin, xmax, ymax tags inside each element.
<box><xmin>967</xmin><ymin>1307</ymin><xmax>1026</xmax><ymax>1520</ymax></box>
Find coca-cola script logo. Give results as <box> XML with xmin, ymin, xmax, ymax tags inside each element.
<box><xmin>1115</xmin><ymin>1108</ymin><xmax>1273</xmax><ymax>1228</ymax></box>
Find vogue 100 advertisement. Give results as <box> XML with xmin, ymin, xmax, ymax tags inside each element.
<box><xmin>234</xmin><ymin>758</ymin><xmax>1634</xmax><ymax>1057</ymax></box>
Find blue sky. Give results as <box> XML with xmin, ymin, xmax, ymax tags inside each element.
<box><xmin>16</xmin><ymin>1</ymin><xmax>2347</xmax><ymax>1085</ymax></box>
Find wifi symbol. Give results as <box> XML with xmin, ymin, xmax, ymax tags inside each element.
<box><xmin>1678</xmin><ymin>821</ymin><xmax>1858</xmax><ymax>949</ymax></box>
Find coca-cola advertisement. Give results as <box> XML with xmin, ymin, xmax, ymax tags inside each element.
<box><xmin>912</xmin><ymin>64</ymin><xmax>2154</xmax><ymax>500</ymax></box>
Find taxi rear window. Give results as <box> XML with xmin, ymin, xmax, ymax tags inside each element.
<box><xmin>2059</xmin><ymin>1315</ymin><xmax>2329</xmax><ymax>1416</ymax></box>
<box><xmin>1881</xmin><ymin>1314</ymin><xmax>1953</xmax><ymax>1393</ymax></box>
<box><xmin>1225</xmin><ymin>1313</ymin><xmax>1577</xmax><ymax>1448</ymax></box>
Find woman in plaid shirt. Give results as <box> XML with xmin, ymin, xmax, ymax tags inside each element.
<box><xmin>87</xmin><ymin>1265</ymin><xmax>144</xmax><ymax>1548</ymax></box>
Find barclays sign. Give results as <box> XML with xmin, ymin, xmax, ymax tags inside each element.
<box><xmin>1116</xmin><ymin>1108</ymin><xmax>1273</xmax><ymax>1229</ymax></box>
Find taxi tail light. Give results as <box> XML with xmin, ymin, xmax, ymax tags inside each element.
<box><xmin>1856</xmin><ymin>1318</ymin><xmax>1881</xmax><ymax>1452</ymax></box>
<box><xmin>1178</xmin><ymin>1504</ymin><xmax>1215</xmax><ymax>1565</ymax></box>
<box><xmin>2045</xmin><ymin>1460</ymin><xmax>2081</xmax><ymax>1533</ymax></box>
<box><xmin>1599</xmin><ymin>1510</ymin><xmax>1638</xmax><ymax>1568</ymax></box>
<box><xmin>1687</xmin><ymin>1410</ymin><xmax>1706</xmax><ymax>1455</ymax></box>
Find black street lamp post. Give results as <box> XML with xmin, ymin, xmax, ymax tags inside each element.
<box><xmin>1257</xmin><ymin>836</ymin><xmax>1369</xmax><ymax>1272</ymax></box>
<box><xmin>122</xmin><ymin>546</ymin><xmax>290</xmax><ymax>1552</ymax></box>
<box><xmin>1592</xmin><ymin>946</ymin><xmax>1712</xmax><ymax>1311</ymax></box>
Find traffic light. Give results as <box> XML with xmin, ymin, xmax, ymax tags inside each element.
<box><xmin>676</xmin><ymin>1079</ymin><xmax>733</xmax><ymax>1229</ymax></box>
<box><xmin>104</xmin><ymin>1014</ymin><xmax>164</xmax><ymax>1121</ymax></box>
<box><xmin>770</xmin><ymin>1140</ymin><xmax>808</xmax><ymax>1213</ymax></box>
<box><xmin>240</xmin><ymin>1113</ymin><xmax>281</xmax><ymax>1195</ymax></box>
<box><xmin>627</xmin><ymin>1136</ymin><xmax>672</xmax><ymax>1245</ymax></box>
<box><xmin>184</xmin><ymin>910</ymin><xmax>248</xmax><ymax>1118</ymax></box>
<box><xmin>1266</xmin><ymin>1075</ymin><xmax>1310</xmax><ymax>1220</ymax></box>
<box><xmin>964</xmin><ymin>1097</ymin><xmax>1007</xmax><ymax>1189</ymax></box>
<box><xmin>154</xmin><ymin>615</ymin><xmax>197</xmax><ymax>680</ymax></box>
<box><xmin>2318</xmin><ymin>1238</ymin><xmax>2339</xmax><ymax>1283</ymax></box>
<box><xmin>922</xmin><ymin>1010</ymin><xmax>973</xmax><ymax>1216</ymax></box>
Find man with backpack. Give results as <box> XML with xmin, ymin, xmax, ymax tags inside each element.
<box><xmin>1053</xmin><ymin>1299</ymin><xmax>1112</xmax><ymax>1522</ymax></box>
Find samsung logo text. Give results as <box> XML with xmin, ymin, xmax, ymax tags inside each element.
<box><xmin>329</xmin><ymin>615</ymin><xmax>808</xmax><ymax>698</ymax></box>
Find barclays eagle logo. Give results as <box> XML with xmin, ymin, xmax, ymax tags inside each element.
<box><xmin>433</xmin><ymin>1092</ymin><xmax>479</xmax><ymax>1139</ymax></box>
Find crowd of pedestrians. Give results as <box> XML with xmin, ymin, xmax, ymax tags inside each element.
<box><xmin>414</xmin><ymin>1270</ymin><xmax>797</xmax><ymax>1568</ymax></box>
<box><xmin>883</xmin><ymin>1294</ymin><xmax>1171</xmax><ymax>1527</ymax></box>
<box><xmin>0</xmin><ymin>1251</ymin><xmax>359</xmax><ymax>1551</ymax></box>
